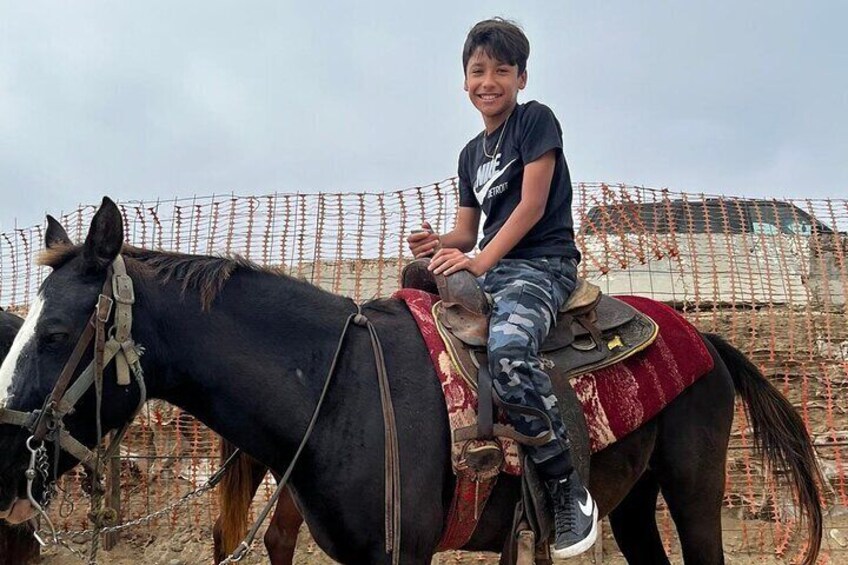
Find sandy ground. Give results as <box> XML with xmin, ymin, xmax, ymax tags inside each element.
<box><xmin>36</xmin><ymin>509</ymin><xmax>848</xmax><ymax>564</ymax></box>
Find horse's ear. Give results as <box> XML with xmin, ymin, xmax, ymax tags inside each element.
<box><xmin>45</xmin><ymin>215</ymin><xmax>72</xmax><ymax>249</ymax></box>
<box><xmin>82</xmin><ymin>197</ymin><xmax>124</xmax><ymax>272</ymax></box>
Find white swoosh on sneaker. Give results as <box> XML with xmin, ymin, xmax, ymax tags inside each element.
<box><xmin>475</xmin><ymin>158</ymin><xmax>517</xmax><ymax>204</ymax></box>
<box><xmin>578</xmin><ymin>494</ymin><xmax>594</xmax><ymax>517</ymax></box>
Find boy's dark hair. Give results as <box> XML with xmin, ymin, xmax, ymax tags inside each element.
<box><xmin>462</xmin><ymin>18</ymin><xmax>530</xmax><ymax>75</ymax></box>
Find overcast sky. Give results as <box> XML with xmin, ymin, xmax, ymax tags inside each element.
<box><xmin>1</xmin><ymin>1</ymin><xmax>845</xmax><ymax>230</ymax></box>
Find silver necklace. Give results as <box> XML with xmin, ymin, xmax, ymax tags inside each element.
<box><xmin>481</xmin><ymin>111</ymin><xmax>513</xmax><ymax>159</ymax></box>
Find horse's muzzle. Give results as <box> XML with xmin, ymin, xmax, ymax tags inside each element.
<box><xmin>0</xmin><ymin>498</ymin><xmax>35</xmax><ymax>524</ymax></box>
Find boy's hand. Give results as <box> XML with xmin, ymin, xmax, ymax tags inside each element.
<box><xmin>428</xmin><ymin>248</ymin><xmax>484</xmax><ymax>277</ymax></box>
<box><xmin>407</xmin><ymin>221</ymin><xmax>440</xmax><ymax>258</ymax></box>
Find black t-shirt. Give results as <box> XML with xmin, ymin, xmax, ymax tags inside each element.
<box><xmin>458</xmin><ymin>101</ymin><xmax>580</xmax><ymax>261</ymax></box>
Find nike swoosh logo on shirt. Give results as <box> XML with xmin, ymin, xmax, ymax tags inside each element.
<box><xmin>578</xmin><ymin>495</ymin><xmax>594</xmax><ymax>517</ymax></box>
<box><xmin>475</xmin><ymin>158</ymin><xmax>517</xmax><ymax>196</ymax></box>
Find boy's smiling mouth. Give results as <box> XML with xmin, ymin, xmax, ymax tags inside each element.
<box><xmin>478</xmin><ymin>93</ymin><xmax>501</xmax><ymax>100</ymax></box>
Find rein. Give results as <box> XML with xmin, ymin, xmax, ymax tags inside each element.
<box><xmin>220</xmin><ymin>305</ymin><xmax>402</xmax><ymax>565</ymax></box>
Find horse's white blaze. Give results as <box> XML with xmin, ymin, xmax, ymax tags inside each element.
<box><xmin>0</xmin><ymin>293</ymin><xmax>44</xmax><ymax>407</ymax></box>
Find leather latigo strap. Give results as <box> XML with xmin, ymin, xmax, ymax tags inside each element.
<box><xmin>476</xmin><ymin>363</ymin><xmax>495</xmax><ymax>440</ymax></box>
<box><xmin>357</xmin><ymin>315</ymin><xmax>401</xmax><ymax>564</ymax></box>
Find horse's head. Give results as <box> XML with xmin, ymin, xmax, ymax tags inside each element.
<box><xmin>0</xmin><ymin>197</ymin><xmax>144</xmax><ymax>524</ymax></box>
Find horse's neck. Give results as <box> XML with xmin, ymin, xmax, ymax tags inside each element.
<box><xmin>137</xmin><ymin>270</ymin><xmax>353</xmax><ymax>468</ymax></box>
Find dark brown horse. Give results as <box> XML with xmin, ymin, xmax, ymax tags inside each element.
<box><xmin>0</xmin><ymin>199</ymin><xmax>823</xmax><ymax>564</ymax></box>
<box><xmin>212</xmin><ymin>338</ymin><xmax>827</xmax><ymax>565</ymax></box>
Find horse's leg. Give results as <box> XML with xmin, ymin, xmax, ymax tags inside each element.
<box><xmin>263</xmin><ymin>474</ymin><xmax>303</xmax><ymax>565</ymax></box>
<box><xmin>213</xmin><ymin>448</ymin><xmax>270</xmax><ymax>563</ymax></box>
<box><xmin>652</xmin><ymin>355</ymin><xmax>735</xmax><ymax>565</ymax></box>
<box><xmin>656</xmin><ymin>454</ymin><xmax>727</xmax><ymax>565</ymax></box>
<box><xmin>608</xmin><ymin>472</ymin><xmax>670</xmax><ymax>565</ymax></box>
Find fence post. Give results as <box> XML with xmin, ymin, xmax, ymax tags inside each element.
<box><xmin>104</xmin><ymin>431</ymin><xmax>122</xmax><ymax>550</ymax></box>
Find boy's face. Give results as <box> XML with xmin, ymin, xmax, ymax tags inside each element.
<box><xmin>464</xmin><ymin>48</ymin><xmax>526</xmax><ymax>125</ymax></box>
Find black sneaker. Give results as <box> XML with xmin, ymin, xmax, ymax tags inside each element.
<box><xmin>545</xmin><ymin>469</ymin><xmax>598</xmax><ymax>559</ymax></box>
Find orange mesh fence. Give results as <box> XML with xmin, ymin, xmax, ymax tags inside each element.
<box><xmin>1</xmin><ymin>181</ymin><xmax>845</xmax><ymax>561</ymax></box>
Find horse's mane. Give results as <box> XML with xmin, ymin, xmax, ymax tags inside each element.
<box><xmin>37</xmin><ymin>244</ymin><xmax>317</xmax><ymax>310</ymax></box>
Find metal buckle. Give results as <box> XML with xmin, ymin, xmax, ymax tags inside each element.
<box><xmin>96</xmin><ymin>294</ymin><xmax>114</xmax><ymax>323</ymax></box>
<box><xmin>112</xmin><ymin>273</ymin><xmax>135</xmax><ymax>305</ymax></box>
<box><xmin>25</xmin><ymin>409</ymin><xmax>42</xmax><ymax>431</ymax></box>
<box><xmin>231</xmin><ymin>541</ymin><xmax>250</xmax><ymax>561</ymax></box>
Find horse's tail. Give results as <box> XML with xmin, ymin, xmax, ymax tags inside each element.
<box><xmin>217</xmin><ymin>439</ymin><xmax>258</xmax><ymax>556</ymax></box>
<box><xmin>705</xmin><ymin>333</ymin><xmax>823</xmax><ymax>565</ymax></box>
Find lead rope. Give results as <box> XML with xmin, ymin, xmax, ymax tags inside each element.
<box><xmin>219</xmin><ymin>304</ymin><xmax>401</xmax><ymax>564</ymax></box>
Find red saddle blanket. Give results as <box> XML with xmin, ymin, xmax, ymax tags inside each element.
<box><xmin>393</xmin><ymin>289</ymin><xmax>714</xmax><ymax>550</ymax></box>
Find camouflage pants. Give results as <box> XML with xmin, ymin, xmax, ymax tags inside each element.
<box><xmin>482</xmin><ymin>256</ymin><xmax>578</xmax><ymax>466</ymax></box>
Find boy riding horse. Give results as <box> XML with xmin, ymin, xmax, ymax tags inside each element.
<box><xmin>408</xmin><ymin>18</ymin><xmax>597</xmax><ymax>559</ymax></box>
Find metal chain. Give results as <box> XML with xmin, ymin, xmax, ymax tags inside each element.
<box><xmin>32</xmin><ymin>458</ymin><xmax>256</xmax><ymax>564</ymax></box>
<box><xmin>36</xmin><ymin>447</ymin><xmax>244</xmax><ymax>564</ymax></box>
<box><xmin>45</xmin><ymin>531</ymin><xmax>92</xmax><ymax>562</ymax></box>
<box><xmin>35</xmin><ymin>444</ymin><xmax>57</xmax><ymax>508</ymax></box>
<box><xmin>58</xmin><ymin>482</ymin><xmax>77</xmax><ymax>518</ymax></box>
<box><xmin>36</xmin><ymin>478</ymin><xmax>223</xmax><ymax>565</ymax></box>
<box><xmin>40</xmin><ymin>467</ymin><xmax>221</xmax><ymax>541</ymax></box>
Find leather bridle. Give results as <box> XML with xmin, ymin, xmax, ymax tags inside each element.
<box><xmin>0</xmin><ymin>255</ymin><xmax>145</xmax><ymax>476</ymax></box>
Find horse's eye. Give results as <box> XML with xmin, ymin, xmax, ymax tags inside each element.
<box><xmin>43</xmin><ymin>332</ymin><xmax>69</xmax><ymax>346</ymax></box>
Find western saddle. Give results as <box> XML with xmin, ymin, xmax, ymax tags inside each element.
<box><xmin>401</xmin><ymin>258</ymin><xmax>658</xmax><ymax>563</ymax></box>
<box><xmin>401</xmin><ymin>258</ymin><xmax>658</xmax><ymax>460</ymax></box>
